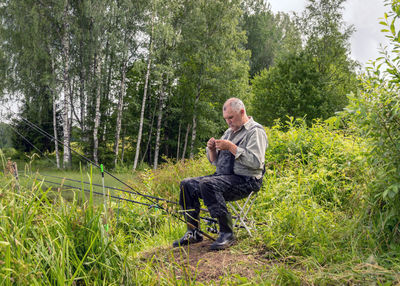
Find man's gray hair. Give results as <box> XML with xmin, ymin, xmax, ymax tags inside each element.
<box><xmin>223</xmin><ymin>98</ymin><xmax>245</xmax><ymax>113</ymax></box>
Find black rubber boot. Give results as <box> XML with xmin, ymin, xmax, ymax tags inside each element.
<box><xmin>172</xmin><ymin>228</ymin><xmax>203</xmax><ymax>247</ymax></box>
<box><xmin>210</xmin><ymin>213</ymin><xmax>235</xmax><ymax>251</ymax></box>
<box><xmin>172</xmin><ymin>212</ymin><xmax>203</xmax><ymax>247</ymax></box>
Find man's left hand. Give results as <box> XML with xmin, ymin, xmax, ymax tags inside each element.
<box><xmin>215</xmin><ymin>140</ymin><xmax>237</xmax><ymax>155</ymax></box>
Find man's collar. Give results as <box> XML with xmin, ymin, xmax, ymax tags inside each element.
<box><xmin>243</xmin><ymin>117</ymin><xmax>253</xmax><ymax>130</ymax></box>
<box><xmin>231</xmin><ymin>116</ymin><xmax>253</xmax><ymax>133</ymax></box>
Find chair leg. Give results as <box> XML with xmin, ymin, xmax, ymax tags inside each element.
<box><xmin>228</xmin><ymin>192</ymin><xmax>257</xmax><ymax>236</ymax></box>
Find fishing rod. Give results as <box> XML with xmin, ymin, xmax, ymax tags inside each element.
<box><xmin>7</xmin><ymin>124</ymin><xmax>60</xmax><ymax>170</ymax></box>
<box><xmin>16</xmin><ymin>115</ymin><xmax>216</xmax><ymax>241</ymax></box>
<box><xmin>42</xmin><ymin>179</ymin><xmax>158</xmax><ymax>208</ymax></box>
<box><xmin>39</xmin><ymin>178</ymin><xmax>223</xmax><ymax>228</ymax></box>
<box><xmin>36</xmin><ymin>172</ymin><xmax>180</xmax><ymax>206</ymax></box>
<box><xmin>10</xmin><ymin>119</ymin><xmax>251</xmax><ymax>234</ymax></box>
<box><xmin>40</xmin><ymin>179</ymin><xmax>259</xmax><ymax>231</ymax></box>
<box><xmin>7</xmin><ymin>123</ymin><xmax>177</xmax><ymax>206</ymax></box>
<box><xmin>34</xmin><ymin>172</ymin><xmax>257</xmax><ymax>224</ymax></box>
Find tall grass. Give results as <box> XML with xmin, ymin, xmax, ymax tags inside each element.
<box><xmin>2</xmin><ymin>118</ymin><xmax>400</xmax><ymax>284</ymax></box>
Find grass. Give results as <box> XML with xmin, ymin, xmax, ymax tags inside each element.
<box><xmin>2</xmin><ymin>119</ymin><xmax>400</xmax><ymax>284</ymax></box>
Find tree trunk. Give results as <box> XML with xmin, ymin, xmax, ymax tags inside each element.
<box><xmin>62</xmin><ymin>0</ymin><xmax>71</xmax><ymax>169</ymax></box>
<box><xmin>53</xmin><ymin>95</ymin><xmax>60</xmax><ymax>169</ymax></box>
<box><xmin>141</xmin><ymin>101</ymin><xmax>157</xmax><ymax>164</ymax></box>
<box><xmin>189</xmin><ymin>89</ymin><xmax>200</xmax><ymax>159</ymax></box>
<box><xmin>176</xmin><ymin>120</ymin><xmax>181</xmax><ymax>160</ymax></box>
<box><xmin>114</xmin><ymin>61</ymin><xmax>126</xmax><ymax>167</ymax></box>
<box><xmin>181</xmin><ymin>123</ymin><xmax>191</xmax><ymax>161</ymax></box>
<box><xmin>79</xmin><ymin>41</ymin><xmax>86</xmax><ymax>137</ymax></box>
<box><xmin>93</xmin><ymin>53</ymin><xmax>102</xmax><ymax>165</ymax></box>
<box><xmin>48</xmin><ymin>43</ymin><xmax>60</xmax><ymax>169</ymax></box>
<box><xmin>121</xmin><ymin>127</ymin><xmax>126</xmax><ymax>163</ymax></box>
<box><xmin>153</xmin><ymin>75</ymin><xmax>167</xmax><ymax>169</ymax></box>
<box><xmin>133</xmin><ymin>14</ymin><xmax>154</xmax><ymax>170</ymax></box>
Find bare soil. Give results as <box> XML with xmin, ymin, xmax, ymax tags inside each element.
<box><xmin>142</xmin><ymin>238</ymin><xmax>270</xmax><ymax>282</ymax></box>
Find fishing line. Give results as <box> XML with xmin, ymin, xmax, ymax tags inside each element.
<box><xmin>19</xmin><ymin>116</ymin><xmax>154</xmax><ymax>199</ymax></box>
<box><xmin>40</xmin><ymin>179</ymin><xmax>255</xmax><ymax>230</ymax></box>
<box><xmin>36</xmin><ymin>172</ymin><xmax>180</xmax><ymax>205</ymax></box>
<box><xmin>40</xmin><ymin>178</ymin><xmax>221</xmax><ymax>224</ymax></box>
<box><xmin>15</xmin><ymin>115</ymin><xmax>216</xmax><ymax>240</ymax></box>
<box><xmin>7</xmin><ymin>124</ymin><xmax>60</xmax><ymax>170</ymax></box>
<box><xmin>42</xmin><ymin>179</ymin><xmax>157</xmax><ymax>207</ymax></box>
<box><xmin>9</xmin><ymin>124</ymin><xmax>258</xmax><ymax>230</ymax></box>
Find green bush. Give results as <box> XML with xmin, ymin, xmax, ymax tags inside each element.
<box><xmin>0</xmin><ymin>147</ymin><xmax>19</xmax><ymax>159</ymax></box>
<box><xmin>342</xmin><ymin>0</ymin><xmax>400</xmax><ymax>246</ymax></box>
<box><xmin>254</xmin><ymin>118</ymin><xmax>368</xmax><ymax>261</ymax></box>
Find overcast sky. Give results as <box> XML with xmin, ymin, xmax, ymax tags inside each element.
<box><xmin>268</xmin><ymin>0</ymin><xmax>390</xmax><ymax>66</ymax></box>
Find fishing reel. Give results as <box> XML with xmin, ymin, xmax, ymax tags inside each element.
<box><xmin>202</xmin><ymin>217</ymin><xmax>219</xmax><ymax>234</ymax></box>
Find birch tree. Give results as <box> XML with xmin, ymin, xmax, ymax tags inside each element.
<box><xmin>62</xmin><ymin>0</ymin><xmax>71</xmax><ymax>168</ymax></box>
<box><xmin>153</xmin><ymin>75</ymin><xmax>166</xmax><ymax>169</ymax></box>
<box><xmin>93</xmin><ymin>53</ymin><xmax>102</xmax><ymax>165</ymax></box>
<box><xmin>178</xmin><ymin>0</ymin><xmax>250</xmax><ymax>158</ymax></box>
<box><xmin>133</xmin><ymin>11</ymin><xmax>155</xmax><ymax>170</ymax></box>
<box><xmin>113</xmin><ymin>0</ymin><xmax>146</xmax><ymax>168</ymax></box>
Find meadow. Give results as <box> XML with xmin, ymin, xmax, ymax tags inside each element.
<box><xmin>1</xmin><ymin>118</ymin><xmax>400</xmax><ymax>285</ymax></box>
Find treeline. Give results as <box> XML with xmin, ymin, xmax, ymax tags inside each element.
<box><xmin>0</xmin><ymin>0</ymin><xmax>357</xmax><ymax>169</ymax></box>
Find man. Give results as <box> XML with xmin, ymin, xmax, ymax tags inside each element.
<box><xmin>173</xmin><ymin>97</ymin><xmax>268</xmax><ymax>250</ymax></box>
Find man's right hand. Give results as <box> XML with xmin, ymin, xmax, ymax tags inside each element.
<box><xmin>207</xmin><ymin>137</ymin><xmax>216</xmax><ymax>151</ymax></box>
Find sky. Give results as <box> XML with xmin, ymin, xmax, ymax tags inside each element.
<box><xmin>268</xmin><ymin>0</ymin><xmax>390</xmax><ymax>66</ymax></box>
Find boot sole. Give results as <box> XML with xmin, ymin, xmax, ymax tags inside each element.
<box><xmin>209</xmin><ymin>239</ymin><xmax>235</xmax><ymax>251</ymax></box>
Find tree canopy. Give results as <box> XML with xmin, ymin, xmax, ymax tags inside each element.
<box><xmin>0</xmin><ymin>0</ymin><xmax>358</xmax><ymax>169</ymax></box>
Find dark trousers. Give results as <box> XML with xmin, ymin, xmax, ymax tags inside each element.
<box><xmin>179</xmin><ymin>174</ymin><xmax>262</xmax><ymax>220</ymax></box>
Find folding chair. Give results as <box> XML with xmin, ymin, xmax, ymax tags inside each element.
<box><xmin>228</xmin><ymin>191</ymin><xmax>258</xmax><ymax>236</ymax></box>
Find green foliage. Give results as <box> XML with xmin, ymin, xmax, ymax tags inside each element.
<box><xmin>344</xmin><ymin>79</ymin><xmax>400</xmax><ymax>244</ymax></box>
<box><xmin>3</xmin><ymin>118</ymin><xmax>400</xmax><ymax>284</ymax></box>
<box><xmin>252</xmin><ymin>52</ymin><xmax>334</xmax><ymax>125</ymax></box>
<box><xmin>254</xmin><ymin>118</ymin><xmax>368</xmax><ymax>261</ymax></box>
<box><xmin>341</xmin><ymin>0</ymin><xmax>400</xmax><ymax>245</ymax></box>
<box><xmin>251</xmin><ymin>0</ymin><xmax>357</xmax><ymax>126</ymax></box>
<box><xmin>0</xmin><ymin>123</ymin><xmax>12</xmax><ymax>148</ymax></box>
<box><xmin>241</xmin><ymin>4</ymin><xmax>301</xmax><ymax>78</ymax></box>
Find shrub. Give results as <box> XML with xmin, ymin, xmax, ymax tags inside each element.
<box><xmin>254</xmin><ymin>118</ymin><xmax>368</xmax><ymax>260</ymax></box>
<box><xmin>342</xmin><ymin>0</ymin><xmax>400</xmax><ymax>245</ymax></box>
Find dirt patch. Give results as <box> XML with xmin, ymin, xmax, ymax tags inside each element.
<box><xmin>142</xmin><ymin>238</ymin><xmax>268</xmax><ymax>282</ymax></box>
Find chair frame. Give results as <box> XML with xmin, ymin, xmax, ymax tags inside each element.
<box><xmin>228</xmin><ymin>191</ymin><xmax>258</xmax><ymax>236</ymax></box>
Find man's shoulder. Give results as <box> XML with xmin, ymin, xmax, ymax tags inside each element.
<box><xmin>247</xmin><ymin>120</ymin><xmax>265</xmax><ymax>132</ymax></box>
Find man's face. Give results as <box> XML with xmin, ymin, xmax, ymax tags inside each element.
<box><xmin>223</xmin><ymin>106</ymin><xmax>243</xmax><ymax>132</ymax></box>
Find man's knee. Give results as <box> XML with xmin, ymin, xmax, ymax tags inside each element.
<box><xmin>179</xmin><ymin>177</ymin><xmax>202</xmax><ymax>208</ymax></box>
<box><xmin>198</xmin><ymin>176</ymin><xmax>217</xmax><ymax>192</ymax></box>
<box><xmin>180</xmin><ymin>178</ymin><xmax>191</xmax><ymax>191</ymax></box>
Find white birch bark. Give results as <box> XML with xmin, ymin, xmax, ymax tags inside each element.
<box><xmin>62</xmin><ymin>0</ymin><xmax>71</xmax><ymax>168</ymax></box>
<box><xmin>181</xmin><ymin>123</ymin><xmax>191</xmax><ymax>160</ymax></box>
<box><xmin>133</xmin><ymin>14</ymin><xmax>154</xmax><ymax>170</ymax></box>
<box><xmin>114</xmin><ymin>61</ymin><xmax>126</xmax><ymax>167</ymax></box>
<box><xmin>49</xmin><ymin>43</ymin><xmax>60</xmax><ymax>169</ymax></box>
<box><xmin>189</xmin><ymin>91</ymin><xmax>200</xmax><ymax>159</ymax></box>
<box><xmin>53</xmin><ymin>95</ymin><xmax>60</xmax><ymax>169</ymax></box>
<box><xmin>79</xmin><ymin>43</ymin><xmax>86</xmax><ymax>137</ymax></box>
<box><xmin>93</xmin><ymin>54</ymin><xmax>102</xmax><ymax>165</ymax></box>
<box><xmin>153</xmin><ymin>76</ymin><xmax>166</xmax><ymax>169</ymax></box>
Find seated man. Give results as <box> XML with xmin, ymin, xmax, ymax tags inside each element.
<box><xmin>173</xmin><ymin>97</ymin><xmax>268</xmax><ymax>250</ymax></box>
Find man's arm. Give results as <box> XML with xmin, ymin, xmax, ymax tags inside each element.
<box><xmin>206</xmin><ymin>137</ymin><xmax>218</xmax><ymax>163</ymax></box>
<box><xmin>235</xmin><ymin>128</ymin><xmax>268</xmax><ymax>169</ymax></box>
<box><xmin>215</xmin><ymin>139</ymin><xmax>237</xmax><ymax>155</ymax></box>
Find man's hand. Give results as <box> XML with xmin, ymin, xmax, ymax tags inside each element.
<box><xmin>207</xmin><ymin>137</ymin><xmax>216</xmax><ymax>151</ymax></box>
<box><xmin>215</xmin><ymin>139</ymin><xmax>237</xmax><ymax>155</ymax></box>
